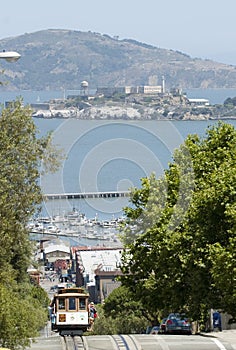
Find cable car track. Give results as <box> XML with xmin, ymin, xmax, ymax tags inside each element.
<box><xmin>60</xmin><ymin>334</ymin><xmax>136</xmax><ymax>350</ymax></box>
<box><xmin>61</xmin><ymin>334</ymin><xmax>140</xmax><ymax>350</ymax></box>
<box><xmin>60</xmin><ymin>333</ymin><xmax>233</xmax><ymax>350</ymax></box>
<box><xmin>110</xmin><ymin>335</ymin><xmax>140</xmax><ymax>349</ymax></box>
<box><xmin>62</xmin><ymin>336</ymin><xmax>85</xmax><ymax>350</ymax></box>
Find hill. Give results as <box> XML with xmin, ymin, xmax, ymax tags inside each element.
<box><xmin>0</xmin><ymin>29</ymin><xmax>236</xmax><ymax>91</ymax></box>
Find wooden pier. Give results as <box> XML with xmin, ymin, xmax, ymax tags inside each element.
<box><xmin>43</xmin><ymin>191</ymin><xmax>130</xmax><ymax>200</ymax></box>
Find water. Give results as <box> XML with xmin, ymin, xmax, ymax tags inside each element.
<box><xmin>0</xmin><ymin>90</ymin><xmax>64</xmax><ymax>105</ymax></box>
<box><xmin>35</xmin><ymin>118</ymin><xmax>236</xmax><ymax>221</ymax></box>
<box><xmin>185</xmin><ymin>88</ymin><xmax>236</xmax><ymax>105</ymax></box>
<box><xmin>0</xmin><ymin>89</ymin><xmax>92</xmax><ymax>106</ymax></box>
<box><xmin>2</xmin><ymin>89</ymin><xmax>236</xmax><ymax>220</ymax></box>
<box><xmin>1</xmin><ymin>88</ymin><xmax>236</xmax><ymax>106</ymax></box>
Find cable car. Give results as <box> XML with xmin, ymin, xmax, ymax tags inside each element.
<box><xmin>50</xmin><ymin>287</ymin><xmax>90</xmax><ymax>336</ymax></box>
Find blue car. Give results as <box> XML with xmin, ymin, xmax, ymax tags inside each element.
<box><xmin>213</xmin><ymin>311</ymin><xmax>222</xmax><ymax>331</ymax></box>
<box><xmin>150</xmin><ymin>326</ymin><xmax>160</xmax><ymax>334</ymax></box>
<box><xmin>165</xmin><ymin>313</ymin><xmax>192</xmax><ymax>335</ymax></box>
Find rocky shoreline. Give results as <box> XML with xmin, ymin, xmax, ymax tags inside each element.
<box><xmin>32</xmin><ymin>104</ymin><xmax>236</xmax><ymax>121</ymax></box>
<box><xmin>31</xmin><ymin>92</ymin><xmax>236</xmax><ymax>121</ymax></box>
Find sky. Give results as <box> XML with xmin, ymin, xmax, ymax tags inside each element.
<box><xmin>1</xmin><ymin>0</ymin><xmax>236</xmax><ymax>65</ymax></box>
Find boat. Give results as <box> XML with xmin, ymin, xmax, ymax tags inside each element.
<box><xmin>52</xmin><ymin>215</ymin><xmax>68</xmax><ymax>223</ymax></box>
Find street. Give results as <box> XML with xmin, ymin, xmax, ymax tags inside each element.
<box><xmin>29</xmin><ymin>276</ymin><xmax>236</xmax><ymax>350</ymax></box>
<box><xmin>26</xmin><ymin>332</ymin><xmax>236</xmax><ymax>350</ymax></box>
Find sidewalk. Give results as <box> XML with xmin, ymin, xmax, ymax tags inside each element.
<box><xmin>201</xmin><ymin>330</ymin><xmax>236</xmax><ymax>349</ymax></box>
<box><xmin>25</xmin><ymin>277</ymin><xmax>63</xmax><ymax>349</ymax></box>
<box><xmin>26</xmin><ymin>334</ymin><xmax>63</xmax><ymax>350</ymax></box>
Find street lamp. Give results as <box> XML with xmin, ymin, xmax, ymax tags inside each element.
<box><xmin>0</xmin><ymin>50</ymin><xmax>21</xmax><ymax>62</ymax></box>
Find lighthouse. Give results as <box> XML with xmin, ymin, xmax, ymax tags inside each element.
<box><xmin>162</xmin><ymin>76</ymin><xmax>165</xmax><ymax>94</ymax></box>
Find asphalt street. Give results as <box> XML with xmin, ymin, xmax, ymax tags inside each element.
<box><xmin>202</xmin><ymin>329</ymin><xmax>236</xmax><ymax>350</ymax></box>
<box><xmin>25</xmin><ymin>330</ymin><xmax>236</xmax><ymax>350</ymax></box>
<box><xmin>25</xmin><ymin>276</ymin><xmax>236</xmax><ymax>349</ymax></box>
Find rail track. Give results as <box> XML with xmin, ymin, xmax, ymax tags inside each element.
<box><xmin>61</xmin><ymin>334</ymin><xmax>141</xmax><ymax>350</ymax></box>
<box><xmin>33</xmin><ymin>333</ymin><xmax>233</xmax><ymax>350</ymax></box>
<box><xmin>62</xmin><ymin>335</ymin><xmax>85</xmax><ymax>350</ymax></box>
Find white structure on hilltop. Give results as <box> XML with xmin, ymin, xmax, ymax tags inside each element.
<box><xmin>162</xmin><ymin>75</ymin><xmax>165</xmax><ymax>94</ymax></box>
<box><xmin>81</xmin><ymin>80</ymin><xmax>89</xmax><ymax>95</ymax></box>
<box><xmin>97</xmin><ymin>84</ymin><xmax>163</xmax><ymax>97</ymax></box>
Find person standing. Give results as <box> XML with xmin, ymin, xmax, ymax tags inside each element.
<box><xmin>89</xmin><ymin>302</ymin><xmax>97</xmax><ymax>330</ymax></box>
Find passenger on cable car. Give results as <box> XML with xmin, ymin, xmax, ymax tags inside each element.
<box><xmin>89</xmin><ymin>302</ymin><xmax>98</xmax><ymax>329</ymax></box>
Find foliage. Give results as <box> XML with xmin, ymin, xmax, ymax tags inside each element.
<box><xmin>85</xmin><ymin>305</ymin><xmax>117</xmax><ymax>335</ymax></box>
<box><xmin>224</xmin><ymin>96</ymin><xmax>236</xmax><ymax>107</ymax></box>
<box><xmin>120</xmin><ymin>122</ymin><xmax>236</xmax><ymax>325</ymax></box>
<box><xmin>91</xmin><ymin>286</ymin><xmax>149</xmax><ymax>335</ymax></box>
<box><xmin>0</xmin><ymin>283</ymin><xmax>49</xmax><ymax>349</ymax></box>
<box><xmin>0</xmin><ymin>100</ymin><xmax>60</xmax><ymax>349</ymax></box>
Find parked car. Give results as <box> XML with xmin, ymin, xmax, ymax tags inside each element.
<box><xmin>150</xmin><ymin>326</ymin><xmax>160</xmax><ymax>334</ymax></box>
<box><xmin>213</xmin><ymin>311</ymin><xmax>222</xmax><ymax>331</ymax></box>
<box><xmin>50</xmin><ymin>285</ymin><xmax>58</xmax><ymax>292</ymax></box>
<box><xmin>165</xmin><ymin>313</ymin><xmax>192</xmax><ymax>335</ymax></box>
<box><xmin>158</xmin><ymin>318</ymin><xmax>167</xmax><ymax>334</ymax></box>
<box><xmin>145</xmin><ymin>326</ymin><xmax>152</xmax><ymax>334</ymax></box>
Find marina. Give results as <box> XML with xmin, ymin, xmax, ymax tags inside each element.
<box><xmin>29</xmin><ymin>209</ymin><xmax>124</xmax><ymax>247</ymax></box>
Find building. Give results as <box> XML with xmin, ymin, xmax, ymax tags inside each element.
<box><xmin>94</xmin><ymin>266</ymin><xmax>122</xmax><ymax>303</ymax></box>
<box><xmin>44</xmin><ymin>241</ymin><xmax>70</xmax><ymax>263</ymax></box>
<box><xmin>27</xmin><ymin>267</ymin><xmax>41</xmax><ymax>285</ymax></box>
<box><xmin>30</xmin><ymin>102</ymin><xmax>50</xmax><ymax>111</ymax></box>
<box><xmin>188</xmin><ymin>98</ymin><xmax>210</xmax><ymax>106</ymax></box>
<box><xmin>72</xmin><ymin>246</ymin><xmax>123</xmax><ymax>303</ymax></box>
<box><xmin>96</xmin><ymin>85</ymin><xmax>162</xmax><ymax>97</ymax></box>
<box><xmin>35</xmin><ymin>238</ymin><xmax>71</xmax><ymax>264</ymax></box>
<box><xmin>138</xmin><ymin>85</ymin><xmax>162</xmax><ymax>94</ymax></box>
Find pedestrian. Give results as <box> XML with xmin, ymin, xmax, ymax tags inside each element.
<box><xmin>89</xmin><ymin>302</ymin><xmax>98</xmax><ymax>330</ymax></box>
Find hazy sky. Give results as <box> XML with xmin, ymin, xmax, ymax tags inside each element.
<box><xmin>1</xmin><ymin>0</ymin><xmax>236</xmax><ymax>65</ymax></box>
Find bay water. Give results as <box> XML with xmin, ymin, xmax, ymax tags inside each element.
<box><xmin>1</xmin><ymin>87</ymin><xmax>236</xmax><ymax>105</ymax></box>
<box><xmin>36</xmin><ymin>118</ymin><xmax>236</xmax><ymax>221</ymax></box>
<box><xmin>3</xmin><ymin>89</ymin><xmax>236</xmax><ymax>221</ymax></box>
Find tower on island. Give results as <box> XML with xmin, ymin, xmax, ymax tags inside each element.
<box><xmin>81</xmin><ymin>80</ymin><xmax>89</xmax><ymax>96</ymax></box>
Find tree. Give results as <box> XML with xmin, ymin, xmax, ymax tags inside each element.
<box><xmin>184</xmin><ymin>122</ymin><xmax>236</xmax><ymax>319</ymax></box>
<box><xmin>0</xmin><ymin>283</ymin><xmax>50</xmax><ymax>349</ymax></box>
<box><xmin>224</xmin><ymin>96</ymin><xmax>236</xmax><ymax>107</ymax></box>
<box><xmin>0</xmin><ymin>100</ymin><xmax>60</xmax><ymax>349</ymax></box>
<box><xmin>92</xmin><ymin>286</ymin><xmax>149</xmax><ymax>335</ymax></box>
<box><xmin>120</xmin><ymin>122</ymin><xmax>236</xmax><ymax>326</ymax></box>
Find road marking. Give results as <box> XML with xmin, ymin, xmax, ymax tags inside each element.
<box><xmin>212</xmin><ymin>338</ymin><xmax>227</xmax><ymax>350</ymax></box>
<box><xmin>156</xmin><ymin>337</ymin><xmax>170</xmax><ymax>350</ymax></box>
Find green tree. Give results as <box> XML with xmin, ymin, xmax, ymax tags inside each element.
<box><xmin>0</xmin><ymin>283</ymin><xmax>49</xmax><ymax>349</ymax></box>
<box><xmin>184</xmin><ymin>122</ymin><xmax>236</xmax><ymax>319</ymax></box>
<box><xmin>120</xmin><ymin>122</ymin><xmax>236</xmax><ymax>326</ymax></box>
<box><xmin>224</xmin><ymin>96</ymin><xmax>236</xmax><ymax>107</ymax></box>
<box><xmin>0</xmin><ymin>100</ymin><xmax>60</xmax><ymax>349</ymax></box>
<box><xmin>92</xmin><ymin>286</ymin><xmax>149</xmax><ymax>335</ymax></box>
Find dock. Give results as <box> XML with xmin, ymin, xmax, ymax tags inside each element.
<box><xmin>43</xmin><ymin>191</ymin><xmax>130</xmax><ymax>200</ymax></box>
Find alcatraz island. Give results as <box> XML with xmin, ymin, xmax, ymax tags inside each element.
<box><xmin>31</xmin><ymin>80</ymin><xmax>236</xmax><ymax>121</ymax></box>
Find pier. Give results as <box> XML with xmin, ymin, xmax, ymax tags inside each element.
<box><xmin>44</xmin><ymin>190</ymin><xmax>130</xmax><ymax>200</ymax></box>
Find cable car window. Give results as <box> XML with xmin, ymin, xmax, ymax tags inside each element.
<box><xmin>58</xmin><ymin>298</ymin><xmax>65</xmax><ymax>310</ymax></box>
<box><xmin>69</xmin><ymin>297</ymin><xmax>76</xmax><ymax>310</ymax></box>
<box><xmin>79</xmin><ymin>298</ymin><xmax>86</xmax><ymax>310</ymax></box>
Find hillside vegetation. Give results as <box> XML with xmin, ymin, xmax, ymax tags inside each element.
<box><xmin>0</xmin><ymin>29</ymin><xmax>236</xmax><ymax>91</ymax></box>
